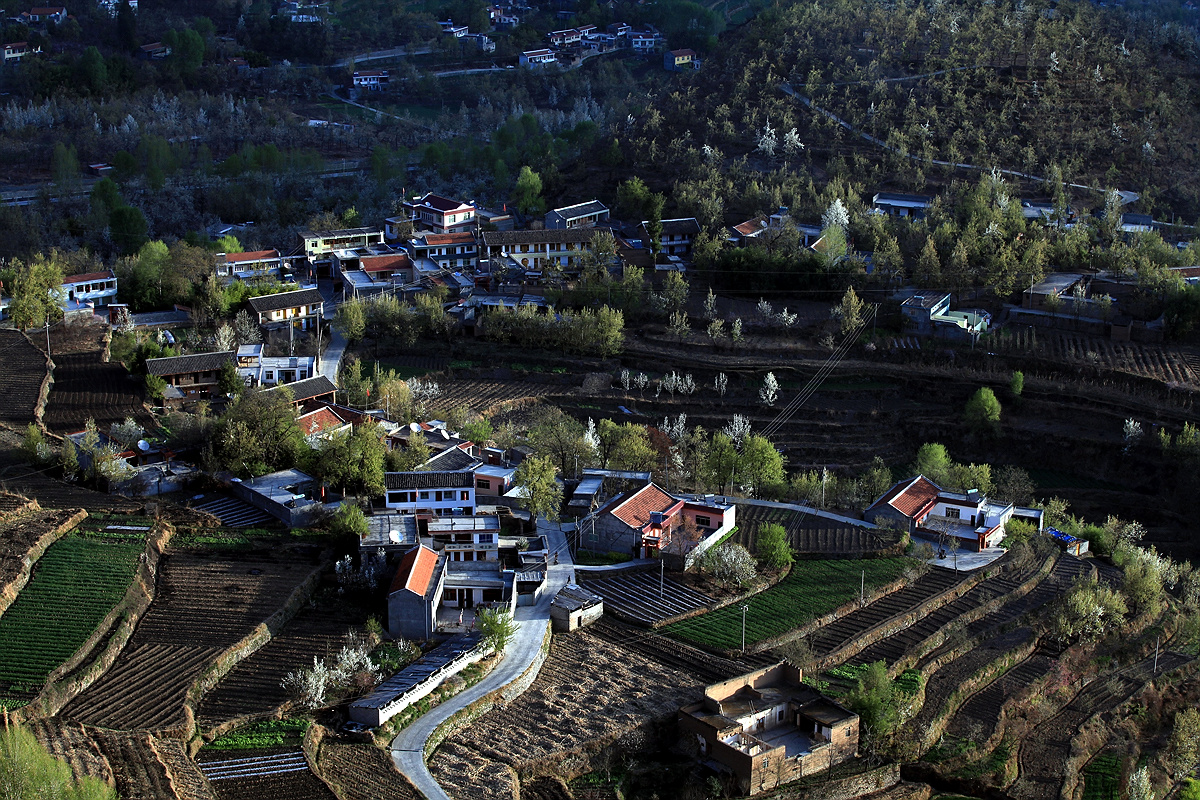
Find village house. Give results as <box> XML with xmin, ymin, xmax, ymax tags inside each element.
<box><xmin>383</xmin><ymin>471</ymin><xmax>476</xmax><ymax>516</ymax></box>
<box><xmin>298</xmin><ymin>226</ymin><xmax>385</xmax><ymax>275</ymax></box>
<box><xmin>439</xmin><ymin>19</ymin><xmax>469</xmax><ymax>36</ymax></box>
<box><xmin>398</xmin><ymin>193</ymin><xmax>477</xmax><ymax>236</ymax></box>
<box><xmin>230</xmin><ymin>468</ymin><xmax>325</xmax><ymax>526</ymax></box>
<box><xmin>22</xmin><ymin>5</ymin><xmax>67</xmax><ymax>24</ymax></box>
<box><xmin>871</xmin><ymin>192</ymin><xmax>933</xmax><ymax>218</ymax></box>
<box><xmin>547</xmin><ymin>28</ymin><xmax>582</xmax><ymax>46</ymax></box>
<box><xmin>146</xmin><ymin>351</ymin><xmax>235</xmax><ymax>400</ymax></box>
<box><xmin>550</xmin><ymin>583</ymin><xmax>604</xmax><ymax>632</ymax></box>
<box><xmin>215</xmin><ymin>250</ymin><xmax>288</xmax><ymax>284</ymax></box>
<box><xmin>679</xmin><ymin>663</ymin><xmax>859</xmax><ymax>796</ymax></box>
<box><xmin>480</xmin><ymin>228</ymin><xmax>597</xmax><ymax>272</ymax></box>
<box><xmin>900</xmin><ymin>293</ymin><xmax>990</xmax><ymax>340</ymax></box>
<box><xmin>643</xmin><ymin>217</ymin><xmax>701</xmax><ymax>259</ymax></box>
<box><xmin>519</xmin><ymin>48</ymin><xmax>557</xmax><ymax>67</ymax></box>
<box><xmin>664</xmin><ymin>48</ymin><xmax>698</xmax><ymax>71</ymax></box>
<box><xmin>864</xmin><ymin>475</ymin><xmax>1044</xmax><ymax>551</ymax></box>
<box><xmin>296</xmin><ymin>405</ymin><xmax>352</xmax><ymax>444</ymax></box>
<box><xmin>544</xmin><ymin>200</ymin><xmax>610</xmax><ymax>230</ymax></box>
<box><xmin>2</xmin><ymin>41</ymin><xmax>39</xmax><ymax>62</ymax></box>
<box><xmin>407</xmin><ymin>232</ymin><xmax>478</xmax><ymax>270</ymax></box>
<box><xmin>61</xmin><ymin>270</ymin><xmax>118</xmax><ymax>313</ymax></box>
<box><xmin>352</xmin><ymin>70</ymin><xmax>389</xmax><ymax>90</ymax></box>
<box><xmin>1023</xmin><ymin>273</ymin><xmax>1085</xmax><ymax>311</ymax></box>
<box><xmin>137</xmin><ymin>41</ymin><xmax>171</xmax><ymax>59</ymax></box>
<box><xmin>591</xmin><ymin>482</ymin><xmax>735</xmax><ymax>558</ymax></box>
<box><xmin>235</xmin><ymin>344</ymin><xmax>318</xmax><ymax>387</ymax></box>
<box><xmin>729</xmin><ymin>211</ymin><xmax>821</xmax><ymax>248</ymax></box>
<box><xmin>387</xmin><ymin>544</ymin><xmax>445</xmax><ymax>640</ymax></box>
<box><xmin>630</xmin><ymin>28</ymin><xmax>662</xmax><ymax>53</ymax></box>
<box><xmin>263</xmin><ymin>375</ymin><xmax>337</xmax><ymax>406</ymax></box>
<box><xmin>247</xmin><ymin>287</ymin><xmax>324</xmax><ymax>331</ymax></box>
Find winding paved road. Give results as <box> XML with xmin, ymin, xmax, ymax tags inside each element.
<box><xmin>390</xmin><ymin>521</ymin><xmax>573</xmax><ymax>800</ymax></box>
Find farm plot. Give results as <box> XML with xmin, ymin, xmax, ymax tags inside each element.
<box><xmin>0</xmin><ymin>492</ymin><xmax>36</xmax><ymax>519</ymax></box>
<box><xmin>43</xmin><ymin>351</ymin><xmax>151</xmax><ymax>434</ymax></box>
<box><xmin>430</xmin><ymin>617</ymin><xmax>744</xmax><ymax>800</ymax></box>
<box><xmin>0</xmin><ymin>506</ymin><xmax>84</xmax><ymax>613</ymax></box>
<box><xmin>664</xmin><ymin>558</ymin><xmax>913</xmax><ymax>651</ymax></box>
<box><xmin>578</xmin><ymin>571</ymin><xmax>713</xmax><ymax>626</ymax></box>
<box><xmin>944</xmin><ymin>649</ymin><xmax>1058</xmax><ymax>743</ymax></box>
<box><xmin>91</xmin><ymin>729</ymin><xmax>178</xmax><ymax>800</ymax></box>
<box><xmin>433</xmin><ymin>379</ymin><xmax>567</xmax><ymax>413</ymax></box>
<box><xmin>26</xmin><ymin>718</ymin><xmax>114</xmax><ymax>786</ymax></box>
<box><xmin>198</xmin><ymin>606</ymin><xmax>365</xmax><ymax>727</ymax></box>
<box><xmin>1037</xmin><ymin>333</ymin><xmax>1197</xmax><ymax>386</ymax></box>
<box><xmin>1012</xmin><ymin>651</ymin><xmax>1192</xmax><ymax>800</ymax></box>
<box><xmin>733</xmin><ymin>503</ymin><xmax>895</xmax><ymax>556</ymax></box>
<box><xmin>198</xmin><ymin>749</ymin><xmax>336</xmax><ymax>800</ymax></box>
<box><xmin>62</xmin><ymin>548</ymin><xmax>322</xmax><ymax>730</ymax></box>
<box><xmin>0</xmin><ymin>535</ymin><xmax>141</xmax><ymax>701</ymax></box>
<box><xmin>316</xmin><ymin>741</ymin><xmax>420</xmax><ymax>800</ymax></box>
<box><xmin>0</xmin><ymin>329</ymin><xmax>48</xmax><ymax>425</ymax></box>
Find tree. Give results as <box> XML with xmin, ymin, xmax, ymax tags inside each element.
<box><xmin>1010</xmin><ymin>370</ymin><xmax>1024</xmax><ymax>396</ymax></box>
<box><xmin>21</xmin><ymin>424</ymin><xmax>50</xmax><ymax>466</ymax></box>
<box><xmin>964</xmin><ymin>387</ymin><xmax>1001</xmax><ymax>434</ymax></box>
<box><xmin>738</xmin><ymin>435</ymin><xmax>786</xmax><ymax>496</ymax></box>
<box><xmin>528</xmin><ymin>406</ymin><xmax>589</xmax><ymax>476</ymax></box>
<box><xmin>755</xmin><ymin>522</ymin><xmax>793</xmax><ymax>569</ymax></box>
<box><xmin>845</xmin><ymin>661</ymin><xmax>899</xmax><ymax>740</ymax></box>
<box><xmin>334</xmin><ymin>298</ymin><xmax>367</xmax><ymax>343</ymax></box>
<box><xmin>698</xmin><ymin>542</ymin><xmax>757</xmax><ymax>587</ymax></box>
<box><xmin>661</xmin><ymin>270</ymin><xmax>689</xmax><ymax>314</ymax></box>
<box><xmin>109</xmin><ymin>205</ymin><xmax>148</xmax><ymax>255</ymax></box>
<box><xmin>913</xmin><ymin>443</ymin><xmax>952</xmax><ymax>485</ymax></box>
<box><xmin>116</xmin><ymin>0</ymin><xmax>137</xmax><ymax>49</ymax></box>
<box><xmin>514</xmin><ymin>454</ymin><xmax>562</xmax><ymax>522</ymax></box>
<box><xmin>9</xmin><ymin>254</ymin><xmax>65</xmax><ymax>330</ymax></box>
<box><xmin>76</xmin><ymin>46</ymin><xmax>107</xmax><ymax>94</ymax></box>
<box><xmin>476</xmin><ymin>607</ymin><xmax>519</xmax><ymax>654</ymax></box>
<box><xmin>330</xmin><ymin>503</ymin><xmax>369</xmax><ymax>539</ymax></box>
<box><xmin>60</xmin><ymin>437</ymin><xmax>79</xmax><ymax>479</ymax></box>
<box><xmin>1169</xmin><ymin>708</ymin><xmax>1200</xmax><ymax>779</ymax></box>
<box><xmin>1127</xmin><ymin>767</ymin><xmax>1152</xmax><ymax>800</ymax></box>
<box><xmin>0</xmin><ymin>724</ymin><xmax>117</xmax><ymax>800</ymax></box>
<box><xmin>992</xmin><ymin>465</ymin><xmax>1035</xmax><ymax>505</ymax></box>
<box><xmin>645</xmin><ymin>193</ymin><xmax>665</xmax><ymax>256</ymax></box>
<box><xmin>513</xmin><ymin>166</ymin><xmax>544</xmax><ymax>216</ymax></box>
<box><xmin>759</xmin><ymin>372</ymin><xmax>780</xmax><ymax>406</ymax></box>
<box><xmin>460</xmin><ymin>418</ymin><xmax>494</xmax><ymax>445</ymax></box>
<box><xmin>832</xmin><ymin>286</ymin><xmax>865</xmax><ymax>336</ymax></box>
<box><xmin>1050</xmin><ymin>578</ymin><xmax>1127</xmax><ymax>643</ymax></box>
<box><xmin>50</xmin><ymin>142</ymin><xmax>79</xmax><ymax>191</ymax></box>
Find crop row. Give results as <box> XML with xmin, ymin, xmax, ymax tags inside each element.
<box><xmin>0</xmin><ymin>536</ymin><xmax>140</xmax><ymax>695</ymax></box>
<box><xmin>664</xmin><ymin>558</ymin><xmax>910</xmax><ymax>650</ymax></box>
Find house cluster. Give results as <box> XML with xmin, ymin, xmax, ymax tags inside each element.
<box><xmin>439</xmin><ymin>19</ymin><xmax>494</xmax><ymax>52</ymax></box>
<box><xmin>520</xmin><ymin>22</ymin><xmax>664</xmax><ymax>68</ymax></box>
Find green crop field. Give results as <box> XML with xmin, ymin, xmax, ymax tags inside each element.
<box><xmin>1082</xmin><ymin>754</ymin><xmax>1121</xmax><ymax>800</ymax></box>
<box><xmin>664</xmin><ymin>558</ymin><xmax>911</xmax><ymax>650</ymax></box>
<box><xmin>0</xmin><ymin>536</ymin><xmax>141</xmax><ymax>697</ymax></box>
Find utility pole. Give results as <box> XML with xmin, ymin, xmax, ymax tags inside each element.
<box><xmin>1154</xmin><ymin>636</ymin><xmax>1160</xmax><ymax>672</ymax></box>
<box><xmin>741</xmin><ymin>603</ymin><xmax>749</xmax><ymax>654</ymax></box>
<box><xmin>660</xmin><ymin>556</ymin><xmax>664</xmax><ymax>600</ymax></box>
<box><xmin>860</xmin><ymin>569</ymin><xmax>865</xmax><ymax>605</ymax></box>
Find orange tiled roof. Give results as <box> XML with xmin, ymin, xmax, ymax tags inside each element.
<box><xmin>225</xmin><ymin>250</ymin><xmax>279</xmax><ymax>263</ymax></box>
<box><xmin>389</xmin><ymin>544</ymin><xmax>439</xmax><ymax>595</ymax></box>
<box><xmin>62</xmin><ymin>270</ymin><xmax>115</xmax><ymax>284</ymax></box>
<box><xmin>609</xmin><ymin>484</ymin><xmax>680</xmax><ymax>529</ymax></box>
<box><xmin>297</xmin><ymin>407</ymin><xmax>345</xmax><ymax>436</ymax></box>
<box><xmin>878</xmin><ymin>476</ymin><xmax>941</xmax><ymax>518</ymax></box>
<box><xmin>361</xmin><ymin>253</ymin><xmax>410</xmax><ymax>272</ymax></box>
<box><xmin>733</xmin><ymin>217</ymin><xmax>767</xmax><ymax>236</ymax></box>
<box><xmin>421</xmin><ymin>232</ymin><xmax>476</xmax><ymax>245</ymax></box>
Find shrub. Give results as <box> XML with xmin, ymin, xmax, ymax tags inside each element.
<box><xmin>330</xmin><ymin>503</ymin><xmax>369</xmax><ymax>539</ymax></box>
<box><xmin>964</xmin><ymin>387</ymin><xmax>1002</xmax><ymax>434</ymax></box>
<box><xmin>1050</xmin><ymin>578</ymin><xmax>1127</xmax><ymax>643</ymax></box>
<box><xmin>1010</xmin><ymin>370</ymin><xmax>1024</xmax><ymax>396</ymax></box>
<box><xmin>844</xmin><ymin>660</ymin><xmax>898</xmax><ymax>738</ymax></box>
<box><xmin>699</xmin><ymin>542</ymin><xmax>758</xmax><ymax>587</ymax></box>
<box><xmin>1003</xmin><ymin>518</ymin><xmax>1037</xmax><ymax>543</ymax></box>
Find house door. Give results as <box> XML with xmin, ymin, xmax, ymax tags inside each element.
<box><xmin>280</xmin><ymin>370</ymin><xmax>295</xmax><ymax>383</ymax></box>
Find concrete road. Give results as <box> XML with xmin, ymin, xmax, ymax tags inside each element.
<box><xmin>390</xmin><ymin>522</ymin><xmax>573</xmax><ymax>799</ymax></box>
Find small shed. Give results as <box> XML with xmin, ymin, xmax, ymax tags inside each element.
<box><xmin>550</xmin><ymin>583</ymin><xmax>604</xmax><ymax>632</ymax></box>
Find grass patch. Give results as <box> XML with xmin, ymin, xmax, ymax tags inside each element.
<box><xmin>449</xmin><ymin>359</ymin><xmax>478</xmax><ymax>370</ymax></box>
<box><xmin>208</xmin><ymin>719</ymin><xmax>310</xmax><ymax>750</ymax></box>
<box><xmin>371</xmin><ymin>641</ymin><xmax>419</xmax><ymax>674</ymax></box>
<box><xmin>1082</xmin><ymin>754</ymin><xmax>1122</xmax><ymax>800</ymax></box>
<box><xmin>954</xmin><ymin>738</ymin><xmax>1011</xmax><ymax>780</ymax></box>
<box><xmin>574</xmin><ymin>549</ymin><xmax>633</xmax><ymax>566</ymax></box>
<box><xmin>664</xmin><ymin>558</ymin><xmax>911</xmax><ymax>650</ymax></box>
<box><xmin>171</xmin><ymin>528</ymin><xmax>254</xmax><ymax>549</ymax></box>
<box><xmin>0</xmin><ymin>536</ymin><xmax>141</xmax><ymax>697</ymax></box>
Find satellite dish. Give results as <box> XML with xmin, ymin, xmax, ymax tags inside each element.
<box><xmin>439</xmin><ymin>429</ymin><xmax>450</xmax><ymax>440</ymax></box>
<box><xmin>136</xmin><ymin>440</ymin><xmax>151</xmax><ymax>452</ymax></box>
<box><xmin>409</xmin><ymin>422</ymin><xmax>421</xmax><ymax>432</ymax></box>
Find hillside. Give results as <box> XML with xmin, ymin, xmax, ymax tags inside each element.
<box><xmin>628</xmin><ymin>0</ymin><xmax>1200</xmax><ymax>220</ymax></box>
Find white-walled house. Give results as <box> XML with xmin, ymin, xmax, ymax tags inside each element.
<box><xmin>247</xmin><ymin>287</ymin><xmax>324</xmax><ymax>331</ymax></box>
<box><xmin>62</xmin><ymin>270</ymin><xmax>118</xmax><ymax>313</ymax></box>
<box><xmin>383</xmin><ymin>471</ymin><xmax>476</xmax><ymax>516</ymax></box>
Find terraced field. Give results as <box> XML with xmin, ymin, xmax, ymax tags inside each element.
<box><xmin>0</xmin><ymin>534</ymin><xmax>141</xmax><ymax>701</ymax></box>
<box><xmin>316</xmin><ymin>741</ymin><xmax>420</xmax><ymax>800</ymax></box>
<box><xmin>91</xmin><ymin>729</ymin><xmax>178</xmax><ymax>800</ymax></box>
<box><xmin>0</xmin><ymin>329</ymin><xmax>48</xmax><ymax>425</ymax></box>
<box><xmin>43</xmin><ymin>350</ymin><xmax>151</xmax><ymax>434</ymax></box>
<box><xmin>1011</xmin><ymin>651</ymin><xmax>1193</xmax><ymax>800</ymax></box>
<box><xmin>62</xmin><ymin>548</ymin><xmax>322</xmax><ymax>730</ymax></box>
<box><xmin>434</xmin><ymin>379</ymin><xmax>568</xmax><ymax>413</ymax></box>
<box><xmin>665</xmin><ymin>557</ymin><xmax>914</xmax><ymax>651</ymax></box>
<box><xmin>944</xmin><ymin>648</ymin><xmax>1060</xmax><ymax>743</ymax></box>
<box><xmin>198</xmin><ymin>748</ymin><xmax>334</xmax><ymax>800</ymax></box>
<box><xmin>198</xmin><ymin>606</ymin><xmax>364</xmax><ymax>727</ymax></box>
<box><xmin>732</xmin><ymin>502</ymin><xmax>895</xmax><ymax>555</ymax></box>
<box><xmin>0</xmin><ymin>505</ymin><xmax>84</xmax><ymax>616</ymax></box>
<box><xmin>799</xmin><ymin>567</ymin><xmax>965</xmax><ymax>659</ymax></box>
<box><xmin>27</xmin><ymin>718</ymin><xmax>114</xmax><ymax>786</ymax></box>
<box><xmin>577</xmin><ymin>571</ymin><xmax>713</xmax><ymax>626</ymax></box>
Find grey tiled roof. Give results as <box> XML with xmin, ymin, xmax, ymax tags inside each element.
<box><xmin>145</xmin><ymin>351</ymin><xmax>235</xmax><ymax>376</ymax></box>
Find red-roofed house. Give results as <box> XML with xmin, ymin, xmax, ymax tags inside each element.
<box><xmin>397</xmin><ymin>193</ymin><xmax>476</xmax><ymax>235</ymax></box>
<box><xmin>387</xmin><ymin>544</ymin><xmax>446</xmax><ymax>640</ymax></box>
<box><xmin>865</xmin><ymin>475</ymin><xmax>1044</xmax><ymax>551</ymax></box>
<box><xmin>360</xmin><ymin>252</ymin><xmax>413</xmax><ymax>282</ymax></box>
<box><xmin>407</xmin><ymin>232</ymin><xmax>478</xmax><ymax>269</ymax></box>
<box><xmin>595</xmin><ymin>482</ymin><xmax>735</xmax><ymax>558</ymax></box>
<box><xmin>296</xmin><ymin>406</ymin><xmax>351</xmax><ymax>444</ymax></box>
<box><xmin>23</xmin><ymin>6</ymin><xmax>67</xmax><ymax>24</ymax></box>
<box><xmin>62</xmin><ymin>270</ymin><xmax>117</xmax><ymax>312</ymax></box>
<box><xmin>3</xmin><ymin>42</ymin><xmax>40</xmax><ymax>63</ymax></box>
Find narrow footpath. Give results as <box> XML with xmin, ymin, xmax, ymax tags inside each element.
<box><xmin>390</xmin><ymin>521</ymin><xmax>573</xmax><ymax>800</ymax></box>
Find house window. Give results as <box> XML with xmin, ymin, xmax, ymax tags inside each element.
<box><xmin>695</xmin><ymin>515</ymin><xmax>711</xmax><ymax>528</ymax></box>
<box><xmin>945</xmin><ymin>508</ymin><xmax>960</xmax><ymax>519</ymax></box>
<box><xmin>419</xmin><ymin>491</ymin><xmax>430</xmax><ymax>500</ymax></box>
<box><xmin>460</xmin><ymin>491</ymin><xmax>469</xmax><ymax>501</ymax></box>
<box><xmin>476</xmin><ymin>479</ymin><xmax>490</xmax><ymax>489</ymax></box>
<box><xmin>478</xmin><ymin>534</ymin><xmax>493</xmax><ymax>544</ymax></box>
<box><xmin>265</xmin><ymin>371</ymin><xmax>274</xmax><ymax>380</ymax></box>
